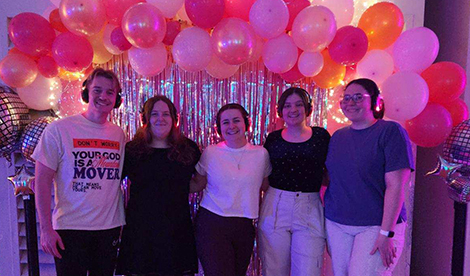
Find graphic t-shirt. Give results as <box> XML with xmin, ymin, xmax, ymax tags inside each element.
<box><xmin>31</xmin><ymin>114</ymin><xmax>126</xmax><ymax>230</ymax></box>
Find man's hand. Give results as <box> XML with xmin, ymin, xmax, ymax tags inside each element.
<box><xmin>370</xmin><ymin>234</ymin><xmax>396</xmax><ymax>268</ymax></box>
<box><xmin>40</xmin><ymin>228</ymin><xmax>65</xmax><ymax>259</ymax></box>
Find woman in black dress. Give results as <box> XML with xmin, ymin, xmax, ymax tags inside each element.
<box><xmin>116</xmin><ymin>96</ymin><xmax>200</xmax><ymax>276</ymax></box>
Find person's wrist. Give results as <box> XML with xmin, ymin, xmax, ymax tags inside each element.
<box><xmin>380</xmin><ymin>229</ymin><xmax>395</xmax><ymax>238</ymax></box>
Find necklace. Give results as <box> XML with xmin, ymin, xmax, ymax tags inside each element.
<box><xmin>230</xmin><ymin>147</ymin><xmax>246</xmax><ymax>170</ymax></box>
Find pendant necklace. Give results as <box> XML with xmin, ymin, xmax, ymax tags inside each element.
<box><xmin>231</xmin><ymin>147</ymin><xmax>246</xmax><ymax>170</ymax></box>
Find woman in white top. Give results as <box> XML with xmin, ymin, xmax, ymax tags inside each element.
<box><xmin>191</xmin><ymin>103</ymin><xmax>271</xmax><ymax>276</ymax></box>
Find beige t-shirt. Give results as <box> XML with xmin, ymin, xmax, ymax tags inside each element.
<box><xmin>32</xmin><ymin>114</ymin><xmax>126</xmax><ymax>230</ymax></box>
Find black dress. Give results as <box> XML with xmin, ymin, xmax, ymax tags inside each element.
<box><xmin>116</xmin><ymin>139</ymin><xmax>200</xmax><ymax>275</ymax></box>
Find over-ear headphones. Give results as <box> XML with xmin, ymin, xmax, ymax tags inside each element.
<box><xmin>82</xmin><ymin>78</ymin><xmax>122</xmax><ymax>109</ymax></box>
<box><xmin>216</xmin><ymin>103</ymin><xmax>250</xmax><ymax>136</ymax></box>
<box><xmin>140</xmin><ymin>96</ymin><xmax>179</xmax><ymax>127</ymax></box>
<box><xmin>277</xmin><ymin>87</ymin><xmax>313</xmax><ymax>118</ymax></box>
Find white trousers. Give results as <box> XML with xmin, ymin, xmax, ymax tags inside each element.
<box><xmin>325</xmin><ymin>219</ymin><xmax>406</xmax><ymax>276</ymax></box>
<box><xmin>258</xmin><ymin>187</ymin><xmax>326</xmax><ymax>276</ymax></box>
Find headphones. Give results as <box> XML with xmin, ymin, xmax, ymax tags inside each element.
<box><xmin>82</xmin><ymin>79</ymin><xmax>122</xmax><ymax>109</ymax></box>
<box><xmin>140</xmin><ymin>97</ymin><xmax>179</xmax><ymax>127</ymax></box>
<box><xmin>277</xmin><ymin>88</ymin><xmax>313</xmax><ymax>118</ymax></box>
<box><xmin>216</xmin><ymin>104</ymin><xmax>250</xmax><ymax>136</ymax></box>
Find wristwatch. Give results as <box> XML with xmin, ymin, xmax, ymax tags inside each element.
<box><xmin>380</xmin><ymin>229</ymin><xmax>395</xmax><ymax>238</ymax></box>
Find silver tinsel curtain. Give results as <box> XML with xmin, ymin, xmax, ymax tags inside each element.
<box><xmin>103</xmin><ymin>55</ymin><xmax>328</xmax><ymax>276</ymax></box>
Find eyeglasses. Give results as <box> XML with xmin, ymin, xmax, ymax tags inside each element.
<box><xmin>340</xmin><ymin>93</ymin><xmax>371</xmax><ymax>104</ymax></box>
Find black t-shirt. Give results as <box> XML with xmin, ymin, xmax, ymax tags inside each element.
<box><xmin>264</xmin><ymin>127</ymin><xmax>330</xmax><ymax>192</ymax></box>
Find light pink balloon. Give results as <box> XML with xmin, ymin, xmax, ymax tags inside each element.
<box><xmin>58</xmin><ymin>81</ymin><xmax>88</xmax><ymax>117</ymax></box>
<box><xmin>172</xmin><ymin>27</ymin><xmax>212</xmax><ymax>72</ymax></box>
<box><xmin>17</xmin><ymin>75</ymin><xmax>62</xmax><ymax>110</ymax></box>
<box><xmin>211</xmin><ymin>18</ymin><xmax>256</xmax><ymax>65</ymax></box>
<box><xmin>8</xmin><ymin>13</ymin><xmax>56</xmax><ymax>57</ymax></box>
<box><xmin>205</xmin><ymin>55</ymin><xmax>240</xmax><ymax>79</ymax></box>
<box><xmin>122</xmin><ymin>3</ymin><xmax>167</xmax><ymax>48</ymax></box>
<box><xmin>185</xmin><ymin>0</ymin><xmax>225</xmax><ymax>29</ymax></box>
<box><xmin>393</xmin><ymin>27</ymin><xmax>439</xmax><ymax>73</ymax></box>
<box><xmin>59</xmin><ymin>0</ymin><xmax>106</xmax><ymax>36</ymax></box>
<box><xmin>298</xmin><ymin>51</ymin><xmax>324</xmax><ymax>77</ymax></box>
<box><xmin>311</xmin><ymin>0</ymin><xmax>354</xmax><ymax>27</ymax></box>
<box><xmin>104</xmin><ymin>0</ymin><xmax>144</xmax><ymax>25</ymax></box>
<box><xmin>0</xmin><ymin>54</ymin><xmax>38</xmax><ymax>88</ymax></box>
<box><xmin>356</xmin><ymin>50</ymin><xmax>394</xmax><ymax>85</ymax></box>
<box><xmin>262</xmin><ymin>34</ymin><xmax>298</xmax><ymax>73</ymax></box>
<box><xmin>147</xmin><ymin>0</ymin><xmax>184</xmax><ymax>18</ymax></box>
<box><xmin>249</xmin><ymin>0</ymin><xmax>289</xmax><ymax>39</ymax></box>
<box><xmin>52</xmin><ymin>32</ymin><xmax>94</xmax><ymax>72</ymax></box>
<box><xmin>103</xmin><ymin>24</ymin><xmax>124</xmax><ymax>55</ymax></box>
<box><xmin>37</xmin><ymin>56</ymin><xmax>59</xmax><ymax>78</ymax></box>
<box><xmin>381</xmin><ymin>71</ymin><xmax>429</xmax><ymax>121</ymax></box>
<box><xmin>128</xmin><ymin>43</ymin><xmax>168</xmax><ymax>76</ymax></box>
<box><xmin>291</xmin><ymin>5</ymin><xmax>337</xmax><ymax>52</ymax></box>
<box><xmin>225</xmin><ymin>0</ymin><xmax>255</xmax><ymax>21</ymax></box>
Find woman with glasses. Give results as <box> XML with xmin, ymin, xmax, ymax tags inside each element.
<box><xmin>259</xmin><ymin>87</ymin><xmax>330</xmax><ymax>276</ymax></box>
<box><xmin>324</xmin><ymin>78</ymin><xmax>414</xmax><ymax>276</ymax></box>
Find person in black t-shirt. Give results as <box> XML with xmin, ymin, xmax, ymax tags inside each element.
<box><xmin>259</xmin><ymin>87</ymin><xmax>330</xmax><ymax>276</ymax></box>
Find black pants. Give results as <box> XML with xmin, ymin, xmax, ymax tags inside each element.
<box><xmin>195</xmin><ymin>207</ymin><xmax>255</xmax><ymax>276</ymax></box>
<box><xmin>54</xmin><ymin>227</ymin><xmax>121</xmax><ymax>276</ymax></box>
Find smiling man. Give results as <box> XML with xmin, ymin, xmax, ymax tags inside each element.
<box><xmin>32</xmin><ymin>68</ymin><xmax>126</xmax><ymax>276</ymax></box>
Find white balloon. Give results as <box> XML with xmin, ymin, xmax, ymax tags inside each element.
<box><xmin>298</xmin><ymin>51</ymin><xmax>324</xmax><ymax>77</ymax></box>
<box><xmin>310</xmin><ymin>0</ymin><xmax>354</xmax><ymax>27</ymax></box>
<box><xmin>205</xmin><ymin>55</ymin><xmax>240</xmax><ymax>79</ymax></box>
<box><xmin>128</xmin><ymin>43</ymin><xmax>168</xmax><ymax>76</ymax></box>
<box><xmin>356</xmin><ymin>50</ymin><xmax>394</xmax><ymax>85</ymax></box>
<box><xmin>17</xmin><ymin>75</ymin><xmax>62</xmax><ymax>110</ymax></box>
<box><xmin>147</xmin><ymin>0</ymin><xmax>184</xmax><ymax>18</ymax></box>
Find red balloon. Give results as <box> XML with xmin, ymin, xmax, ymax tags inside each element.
<box><xmin>421</xmin><ymin>61</ymin><xmax>466</xmax><ymax>104</ymax></box>
<box><xmin>49</xmin><ymin>9</ymin><xmax>68</xmax><ymax>33</ymax></box>
<box><xmin>8</xmin><ymin>12</ymin><xmax>56</xmax><ymax>57</ymax></box>
<box><xmin>37</xmin><ymin>56</ymin><xmax>59</xmax><ymax>78</ymax></box>
<box><xmin>163</xmin><ymin>20</ymin><xmax>181</xmax><ymax>45</ymax></box>
<box><xmin>225</xmin><ymin>0</ymin><xmax>255</xmax><ymax>21</ymax></box>
<box><xmin>111</xmin><ymin>27</ymin><xmax>132</xmax><ymax>51</ymax></box>
<box><xmin>104</xmin><ymin>0</ymin><xmax>145</xmax><ymax>25</ymax></box>
<box><xmin>442</xmin><ymin>98</ymin><xmax>469</xmax><ymax>127</ymax></box>
<box><xmin>404</xmin><ymin>103</ymin><xmax>453</xmax><ymax>148</ymax></box>
<box><xmin>283</xmin><ymin>0</ymin><xmax>310</xmax><ymax>31</ymax></box>
<box><xmin>328</xmin><ymin>26</ymin><xmax>368</xmax><ymax>66</ymax></box>
<box><xmin>185</xmin><ymin>0</ymin><xmax>225</xmax><ymax>29</ymax></box>
<box><xmin>280</xmin><ymin>48</ymin><xmax>304</xmax><ymax>82</ymax></box>
<box><xmin>52</xmin><ymin>32</ymin><xmax>94</xmax><ymax>72</ymax></box>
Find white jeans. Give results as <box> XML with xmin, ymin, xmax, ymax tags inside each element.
<box><xmin>325</xmin><ymin>219</ymin><xmax>406</xmax><ymax>276</ymax></box>
<box><xmin>258</xmin><ymin>187</ymin><xmax>326</xmax><ymax>276</ymax></box>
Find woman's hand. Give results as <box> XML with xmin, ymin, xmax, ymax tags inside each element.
<box><xmin>190</xmin><ymin>173</ymin><xmax>207</xmax><ymax>193</ymax></box>
<box><xmin>370</xmin><ymin>234</ymin><xmax>397</xmax><ymax>268</ymax></box>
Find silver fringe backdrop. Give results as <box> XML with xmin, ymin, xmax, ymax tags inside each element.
<box><xmin>103</xmin><ymin>55</ymin><xmax>328</xmax><ymax>276</ymax></box>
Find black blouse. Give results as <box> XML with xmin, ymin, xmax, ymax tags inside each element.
<box><xmin>264</xmin><ymin>127</ymin><xmax>330</xmax><ymax>192</ymax></box>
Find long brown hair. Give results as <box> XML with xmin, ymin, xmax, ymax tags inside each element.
<box><xmin>127</xmin><ymin>96</ymin><xmax>197</xmax><ymax>165</ymax></box>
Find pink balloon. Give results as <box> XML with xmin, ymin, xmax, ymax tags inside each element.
<box><xmin>381</xmin><ymin>71</ymin><xmax>429</xmax><ymax>122</ymax></box>
<box><xmin>52</xmin><ymin>32</ymin><xmax>94</xmax><ymax>72</ymax></box>
<box><xmin>172</xmin><ymin>27</ymin><xmax>212</xmax><ymax>72</ymax></box>
<box><xmin>225</xmin><ymin>0</ymin><xmax>255</xmax><ymax>21</ymax></box>
<box><xmin>128</xmin><ymin>43</ymin><xmax>168</xmax><ymax>76</ymax></box>
<box><xmin>162</xmin><ymin>20</ymin><xmax>181</xmax><ymax>45</ymax></box>
<box><xmin>298</xmin><ymin>51</ymin><xmax>324</xmax><ymax>77</ymax></box>
<box><xmin>185</xmin><ymin>0</ymin><xmax>225</xmax><ymax>29</ymax></box>
<box><xmin>262</xmin><ymin>34</ymin><xmax>298</xmax><ymax>73</ymax></box>
<box><xmin>147</xmin><ymin>0</ymin><xmax>184</xmax><ymax>18</ymax></box>
<box><xmin>122</xmin><ymin>3</ymin><xmax>167</xmax><ymax>48</ymax></box>
<box><xmin>58</xmin><ymin>81</ymin><xmax>88</xmax><ymax>117</ymax></box>
<box><xmin>59</xmin><ymin>0</ymin><xmax>106</xmax><ymax>36</ymax></box>
<box><xmin>104</xmin><ymin>0</ymin><xmax>145</xmax><ymax>25</ymax></box>
<box><xmin>205</xmin><ymin>55</ymin><xmax>240</xmax><ymax>79</ymax></box>
<box><xmin>393</xmin><ymin>27</ymin><xmax>439</xmax><ymax>73</ymax></box>
<box><xmin>248</xmin><ymin>34</ymin><xmax>264</xmax><ymax>62</ymax></box>
<box><xmin>111</xmin><ymin>27</ymin><xmax>132</xmax><ymax>51</ymax></box>
<box><xmin>356</xmin><ymin>50</ymin><xmax>394</xmax><ymax>85</ymax></box>
<box><xmin>0</xmin><ymin>54</ymin><xmax>38</xmax><ymax>88</ymax></box>
<box><xmin>37</xmin><ymin>56</ymin><xmax>59</xmax><ymax>78</ymax></box>
<box><xmin>211</xmin><ymin>18</ymin><xmax>256</xmax><ymax>65</ymax></box>
<box><xmin>283</xmin><ymin>0</ymin><xmax>310</xmax><ymax>31</ymax></box>
<box><xmin>17</xmin><ymin>75</ymin><xmax>62</xmax><ymax>110</ymax></box>
<box><xmin>405</xmin><ymin>103</ymin><xmax>453</xmax><ymax>147</ymax></box>
<box><xmin>103</xmin><ymin>24</ymin><xmax>124</xmax><ymax>55</ymax></box>
<box><xmin>249</xmin><ymin>0</ymin><xmax>289</xmax><ymax>39</ymax></box>
<box><xmin>280</xmin><ymin>64</ymin><xmax>304</xmax><ymax>83</ymax></box>
<box><xmin>328</xmin><ymin>26</ymin><xmax>368</xmax><ymax>66</ymax></box>
<box><xmin>8</xmin><ymin>12</ymin><xmax>56</xmax><ymax>57</ymax></box>
<box><xmin>291</xmin><ymin>5</ymin><xmax>337</xmax><ymax>52</ymax></box>
<box><xmin>311</xmin><ymin>0</ymin><xmax>354</xmax><ymax>27</ymax></box>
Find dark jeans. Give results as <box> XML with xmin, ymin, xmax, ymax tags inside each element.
<box><xmin>195</xmin><ymin>207</ymin><xmax>255</xmax><ymax>276</ymax></box>
<box><xmin>54</xmin><ymin>227</ymin><xmax>121</xmax><ymax>276</ymax></box>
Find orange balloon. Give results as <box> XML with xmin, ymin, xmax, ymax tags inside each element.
<box><xmin>442</xmin><ymin>98</ymin><xmax>469</xmax><ymax>127</ymax></box>
<box><xmin>58</xmin><ymin>67</ymin><xmax>86</xmax><ymax>81</ymax></box>
<box><xmin>312</xmin><ymin>50</ymin><xmax>346</xmax><ymax>89</ymax></box>
<box><xmin>49</xmin><ymin>9</ymin><xmax>68</xmax><ymax>33</ymax></box>
<box><xmin>358</xmin><ymin>2</ymin><xmax>404</xmax><ymax>50</ymax></box>
<box><xmin>8</xmin><ymin>47</ymin><xmax>39</xmax><ymax>61</ymax></box>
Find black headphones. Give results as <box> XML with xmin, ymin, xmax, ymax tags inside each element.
<box><xmin>140</xmin><ymin>96</ymin><xmax>179</xmax><ymax>126</ymax></box>
<box><xmin>277</xmin><ymin>87</ymin><xmax>313</xmax><ymax>118</ymax></box>
<box><xmin>82</xmin><ymin>79</ymin><xmax>122</xmax><ymax>109</ymax></box>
